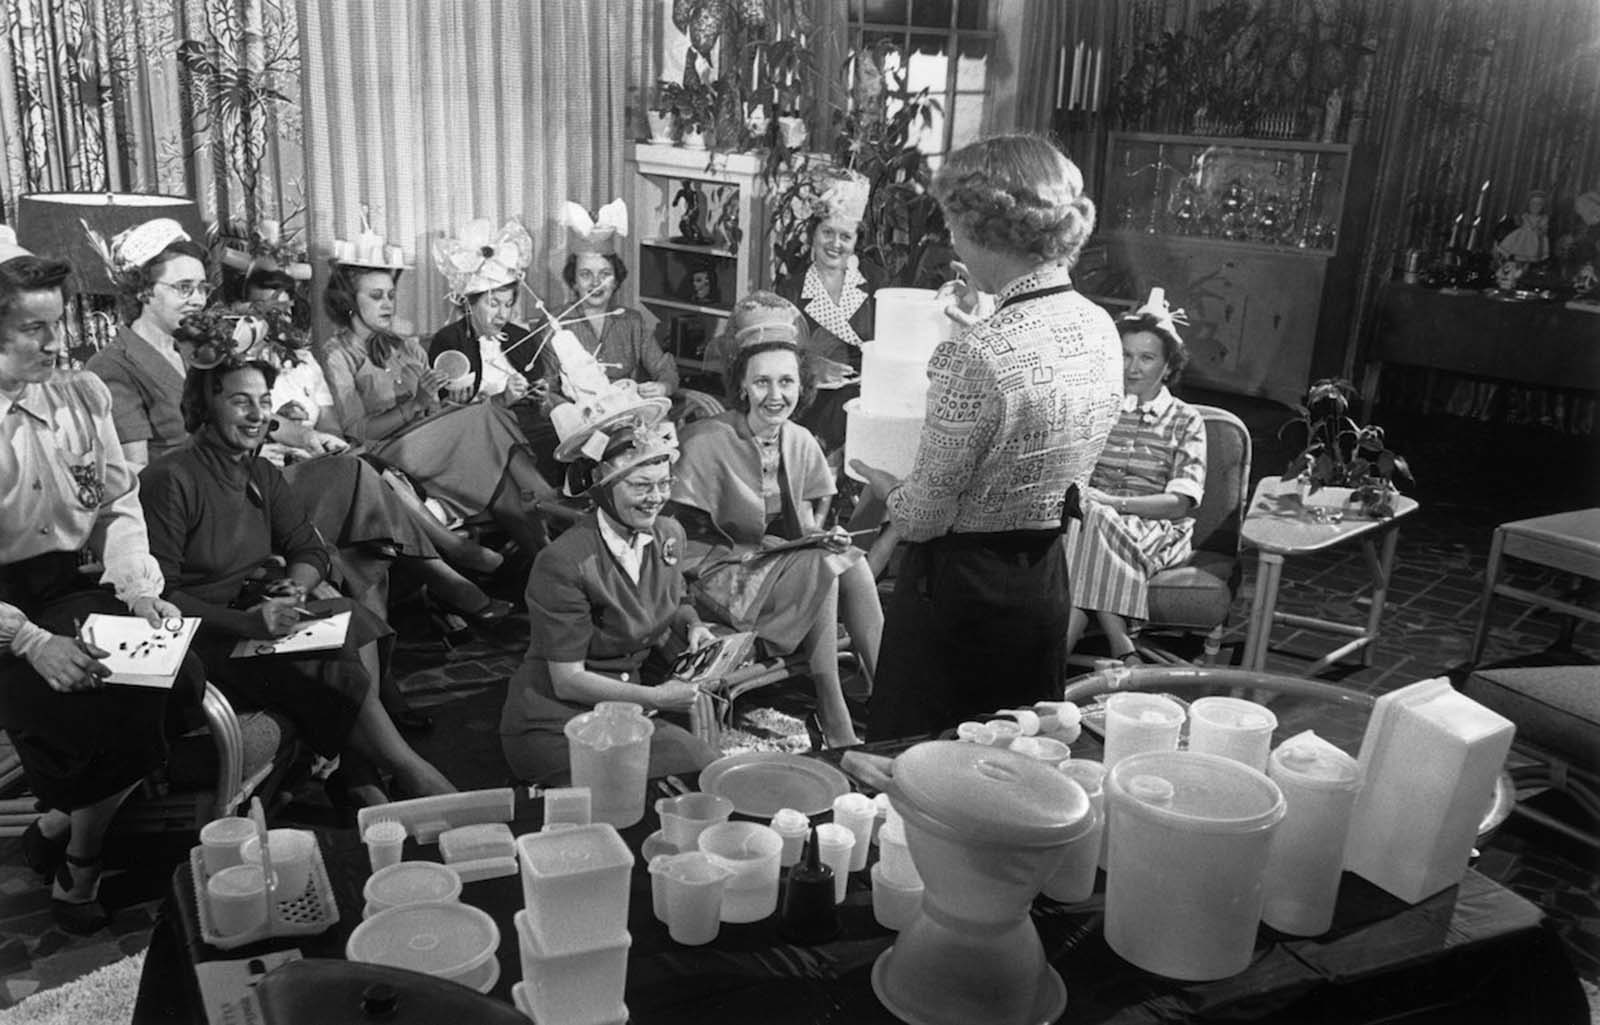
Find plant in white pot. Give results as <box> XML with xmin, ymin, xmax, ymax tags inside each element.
<box><xmin>1279</xmin><ymin>378</ymin><xmax>1413</xmax><ymax>518</ymax></box>
<box><xmin>648</xmin><ymin>81</ymin><xmax>682</xmax><ymax>143</ymax></box>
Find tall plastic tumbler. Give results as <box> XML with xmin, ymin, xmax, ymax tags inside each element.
<box><xmin>1262</xmin><ymin>731</ymin><xmax>1362</xmax><ymax>936</ymax></box>
<box><xmin>1187</xmin><ymin>697</ymin><xmax>1278</xmax><ymax>772</ymax></box>
<box><xmin>565</xmin><ymin>701</ymin><xmax>655</xmax><ymax>828</ymax></box>
<box><xmin>1105</xmin><ymin>750</ymin><xmax>1285</xmax><ymax>981</ymax></box>
<box><xmin>1101</xmin><ymin>692</ymin><xmax>1185</xmax><ymax>771</ymax></box>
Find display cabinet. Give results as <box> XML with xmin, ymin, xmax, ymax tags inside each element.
<box><xmin>624</xmin><ymin>144</ymin><xmax>773</xmax><ymax>383</ymax></box>
<box><xmin>1080</xmin><ymin>132</ymin><xmax>1354</xmax><ymax>404</ymax></box>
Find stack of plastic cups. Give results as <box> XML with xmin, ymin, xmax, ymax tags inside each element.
<box><xmin>832</xmin><ymin>793</ymin><xmax>876</xmax><ymax>872</ymax></box>
<box><xmin>513</xmin><ymin>823</ymin><xmax>634</xmax><ymax>1025</ymax></box>
<box><xmin>870</xmin><ymin>819</ymin><xmax>923</xmax><ymax>930</ymax></box>
<box><xmin>1042</xmin><ymin>760</ymin><xmax>1105</xmax><ymax>904</ymax></box>
<box><xmin>770</xmin><ymin>808</ymin><xmax>810</xmax><ymax>867</ymax></box>
<box><xmin>813</xmin><ymin>823</ymin><xmax>855</xmax><ymax>903</ymax></box>
<box><xmin>1262</xmin><ymin>731</ymin><xmax>1363</xmax><ymax>936</ymax></box>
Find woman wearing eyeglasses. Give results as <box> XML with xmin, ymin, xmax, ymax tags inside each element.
<box><xmin>499</xmin><ymin>402</ymin><xmax>716</xmax><ymax>785</ymax></box>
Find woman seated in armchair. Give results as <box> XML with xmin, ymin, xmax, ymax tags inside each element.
<box><xmin>669</xmin><ymin>292</ymin><xmax>883</xmax><ymax>749</ymax></box>
<box><xmin>139</xmin><ymin>357</ymin><xmax>456</xmax><ymax>804</ymax></box>
<box><xmin>1062</xmin><ymin>289</ymin><xmax>1207</xmax><ymax>664</ymax></box>
<box><xmin>499</xmin><ymin>400</ymin><xmax>717</xmax><ymax>785</ymax></box>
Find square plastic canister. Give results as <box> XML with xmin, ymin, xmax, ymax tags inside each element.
<box><xmin>516</xmin><ymin>823</ymin><xmax>634</xmax><ymax>954</ymax></box>
<box><xmin>514</xmin><ymin>910</ymin><xmax>630</xmax><ymax>1025</ymax></box>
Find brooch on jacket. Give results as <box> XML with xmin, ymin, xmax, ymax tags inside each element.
<box><xmin>660</xmin><ymin>536</ymin><xmax>680</xmax><ymax>566</ymax></box>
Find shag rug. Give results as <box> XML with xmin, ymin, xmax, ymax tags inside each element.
<box><xmin>0</xmin><ymin>952</ymin><xmax>143</xmax><ymax>1025</ymax></box>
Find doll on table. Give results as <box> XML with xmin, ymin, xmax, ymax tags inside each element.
<box><xmin>1495</xmin><ymin>190</ymin><xmax>1550</xmax><ymax>265</ymax></box>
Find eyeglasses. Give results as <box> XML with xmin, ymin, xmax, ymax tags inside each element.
<box><xmin>157</xmin><ymin>280</ymin><xmax>214</xmax><ymax>300</ymax></box>
<box><xmin>618</xmin><ymin>477</ymin><xmax>674</xmax><ymax>499</ymax></box>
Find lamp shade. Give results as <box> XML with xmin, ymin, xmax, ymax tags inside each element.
<box><xmin>16</xmin><ymin>192</ymin><xmax>205</xmax><ymax>295</ymax></box>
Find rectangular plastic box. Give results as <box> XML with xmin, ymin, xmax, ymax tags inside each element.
<box><xmin>516</xmin><ymin>824</ymin><xmax>633</xmax><ymax>953</ymax></box>
<box><xmin>1344</xmin><ymin>678</ymin><xmax>1514</xmax><ymax>903</ymax></box>
<box><xmin>543</xmin><ymin>787</ymin><xmax>593</xmax><ymax>828</ymax></box>
<box><xmin>514</xmin><ymin>910</ymin><xmax>629</xmax><ymax>1025</ymax></box>
<box><xmin>439</xmin><ymin>823</ymin><xmax>516</xmax><ymax>864</ymax></box>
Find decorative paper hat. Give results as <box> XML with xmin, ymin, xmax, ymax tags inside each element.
<box><xmin>725</xmin><ymin>294</ymin><xmax>804</xmax><ymax>353</ymax></box>
<box><xmin>1119</xmin><ymin>287</ymin><xmax>1188</xmax><ymax>347</ymax></box>
<box><xmin>218</xmin><ymin>218</ymin><xmax>314</xmax><ymax>281</ymax></box>
<box><xmin>562</xmin><ymin>199</ymin><xmax>629</xmax><ymax>256</ymax></box>
<box><xmin>550</xmin><ymin>380</ymin><xmax>674</xmax><ymax>466</ymax></box>
<box><xmin>568</xmin><ymin>417</ymin><xmax>680</xmax><ymax>488</ymax></box>
<box><xmin>810</xmin><ymin>167</ymin><xmax>870</xmax><ymax>223</ymax></box>
<box><xmin>0</xmin><ymin>225</ymin><xmax>32</xmax><ymax>264</ymax></box>
<box><xmin>330</xmin><ymin>203</ymin><xmax>409</xmax><ymax>271</ymax></box>
<box><xmin>432</xmin><ymin>217</ymin><xmax>534</xmax><ymax>299</ymax></box>
<box><xmin>99</xmin><ymin>218</ymin><xmax>191</xmax><ymax>275</ymax></box>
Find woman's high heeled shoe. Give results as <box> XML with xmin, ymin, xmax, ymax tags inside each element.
<box><xmin>52</xmin><ymin>852</ymin><xmax>109</xmax><ymax>935</ymax></box>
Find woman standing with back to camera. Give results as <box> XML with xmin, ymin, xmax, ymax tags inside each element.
<box><xmin>851</xmin><ymin>134</ymin><xmax>1122</xmax><ymax>740</ymax></box>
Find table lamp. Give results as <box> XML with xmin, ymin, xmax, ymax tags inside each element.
<box><xmin>16</xmin><ymin>192</ymin><xmax>205</xmax><ymax>295</ymax></box>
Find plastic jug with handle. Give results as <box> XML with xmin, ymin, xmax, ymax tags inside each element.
<box><xmin>565</xmin><ymin>701</ymin><xmax>655</xmax><ymax>828</ymax></box>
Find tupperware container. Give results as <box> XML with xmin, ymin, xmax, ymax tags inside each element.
<box><xmin>565</xmin><ymin>702</ymin><xmax>654</xmax><ymax>828</ymax></box>
<box><xmin>769</xmin><ymin>808</ymin><xmax>810</xmax><ymax>867</ymax></box>
<box><xmin>1263</xmin><ymin>730</ymin><xmax>1363</xmax><ymax>936</ymax></box>
<box><xmin>438</xmin><ymin>822</ymin><xmax>515</xmax><ymax>864</ymax></box>
<box><xmin>346</xmin><ymin>902</ymin><xmax>500</xmax><ymax>993</ymax></box>
<box><xmin>655</xmin><ymin>792</ymin><xmax>734</xmax><ymax>851</ymax></box>
<box><xmin>542</xmin><ymin>786</ymin><xmax>592</xmax><ymax>828</ymax></box>
<box><xmin>831</xmin><ymin>793</ymin><xmax>876</xmax><ymax>871</ymax></box>
<box><xmin>871</xmin><ymin>862</ymin><xmax>924</xmax><ymax>931</ymax></box>
<box><xmin>1101</xmin><ymin>693</ymin><xmax>1185</xmax><ymax>771</ymax></box>
<box><xmin>516</xmin><ymin>823</ymin><xmax>633</xmax><ymax>953</ymax></box>
<box><xmin>200</xmin><ymin>817</ymin><xmax>257</xmax><ymax>875</ymax></box>
<box><xmin>1041</xmin><ymin>760</ymin><xmax>1105</xmax><ymax>904</ymax></box>
<box><xmin>1105</xmin><ymin>750</ymin><xmax>1286</xmax><ymax>981</ymax></box>
<box><xmin>514</xmin><ymin>910</ymin><xmax>630</xmax><ymax>1025</ymax></box>
<box><xmin>362</xmin><ymin>860</ymin><xmax>462</xmax><ymax>919</ymax></box>
<box><xmin>240</xmin><ymin>828</ymin><xmax>317</xmax><ymax>900</ymax></box>
<box><xmin>1187</xmin><ymin>696</ymin><xmax>1278</xmax><ymax>772</ymax></box>
<box><xmin>696</xmin><ymin>822</ymin><xmax>783</xmax><ymax>922</ymax></box>
<box><xmin>658</xmin><ymin>851</ymin><xmax>734</xmax><ymax>945</ymax></box>
<box><xmin>874</xmin><ymin>820</ymin><xmax>920</xmax><ymax>888</ymax></box>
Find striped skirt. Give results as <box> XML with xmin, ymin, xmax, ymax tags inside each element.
<box><xmin>1063</xmin><ymin>502</ymin><xmax>1193</xmax><ymax>621</ymax></box>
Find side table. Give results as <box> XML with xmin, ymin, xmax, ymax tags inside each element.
<box><xmin>1239</xmin><ymin>478</ymin><xmax>1419</xmax><ymax>673</ymax></box>
<box><xmin>1469</xmin><ymin>508</ymin><xmax>1600</xmax><ymax>666</ymax></box>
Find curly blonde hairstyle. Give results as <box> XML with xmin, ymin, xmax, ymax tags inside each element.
<box><xmin>931</xmin><ymin>134</ymin><xmax>1095</xmax><ymax>265</ymax></box>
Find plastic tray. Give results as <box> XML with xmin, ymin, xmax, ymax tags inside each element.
<box><xmin>356</xmin><ymin>788</ymin><xmax>514</xmax><ymax>845</ymax></box>
<box><xmin>188</xmin><ymin>842</ymin><xmax>340</xmax><ymax>950</ymax></box>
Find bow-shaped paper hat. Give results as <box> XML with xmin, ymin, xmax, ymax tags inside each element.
<box><xmin>330</xmin><ymin>203</ymin><xmax>410</xmax><ymax>272</ymax></box>
<box><xmin>92</xmin><ymin>218</ymin><xmax>191</xmax><ymax>276</ymax></box>
<box><xmin>810</xmin><ymin>167</ymin><xmax>870</xmax><ymax>223</ymax></box>
<box><xmin>0</xmin><ymin>225</ymin><xmax>32</xmax><ymax>264</ymax></box>
<box><xmin>1119</xmin><ymin>287</ymin><xmax>1189</xmax><ymax>347</ymax></box>
<box><xmin>432</xmin><ymin>218</ymin><xmax>534</xmax><ymax>299</ymax></box>
<box><xmin>562</xmin><ymin>199</ymin><xmax>629</xmax><ymax>256</ymax></box>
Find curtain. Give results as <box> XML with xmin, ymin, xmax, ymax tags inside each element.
<box><xmin>298</xmin><ymin>0</ymin><xmax>633</xmax><ymax>338</ymax></box>
<box><xmin>0</xmin><ymin>0</ymin><xmax>303</xmax><ymax>232</ymax></box>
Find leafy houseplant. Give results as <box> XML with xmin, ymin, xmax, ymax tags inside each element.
<box><xmin>648</xmin><ymin>81</ymin><xmax>683</xmax><ymax>142</ymax></box>
<box><xmin>1279</xmin><ymin>378</ymin><xmax>1413</xmax><ymax>518</ymax></box>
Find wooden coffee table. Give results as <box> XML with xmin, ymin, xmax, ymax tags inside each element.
<box><xmin>1239</xmin><ymin>477</ymin><xmax>1419</xmax><ymax>674</ymax></box>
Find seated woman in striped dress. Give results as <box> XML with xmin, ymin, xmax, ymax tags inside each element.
<box><xmin>1062</xmin><ymin>289</ymin><xmax>1206</xmax><ymax>664</ymax></box>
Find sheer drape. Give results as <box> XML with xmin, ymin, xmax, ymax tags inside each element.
<box><xmin>0</xmin><ymin>0</ymin><xmax>303</xmax><ymax>230</ymax></box>
<box><xmin>298</xmin><ymin>0</ymin><xmax>634</xmax><ymax>338</ymax></box>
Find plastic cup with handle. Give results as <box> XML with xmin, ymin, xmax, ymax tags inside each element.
<box><xmin>241</xmin><ymin>828</ymin><xmax>317</xmax><ymax>899</ymax></box>
<box><xmin>207</xmin><ymin>864</ymin><xmax>268</xmax><ymax>937</ymax></box>
<box><xmin>363</xmin><ymin>820</ymin><xmax>406</xmax><ymax>873</ymax></box>
<box><xmin>200</xmin><ymin>816</ymin><xmax>258</xmax><ymax>875</ymax></box>
<box><xmin>656</xmin><ymin>792</ymin><xmax>734</xmax><ymax>851</ymax></box>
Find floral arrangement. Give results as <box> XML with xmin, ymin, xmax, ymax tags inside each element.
<box><xmin>174</xmin><ymin>301</ymin><xmax>310</xmax><ymax>371</ymax></box>
<box><xmin>211</xmin><ymin>216</ymin><xmax>312</xmax><ymax>281</ymax></box>
<box><xmin>1279</xmin><ymin>378</ymin><xmax>1412</xmax><ymax>518</ymax></box>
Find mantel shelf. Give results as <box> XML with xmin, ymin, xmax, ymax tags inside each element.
<box><xmin>640</xmin><ymin>238</ymin><xmax>737</xmax><ymax>259</ymax></box>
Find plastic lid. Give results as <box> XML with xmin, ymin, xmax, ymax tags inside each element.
<box><xmin>1190</xmin><ymin>696</ymin><xmax>1278</xmax><ymax>732</ymax></box>
<box><xmin>1056</xmin><ymin>759</ymin><xmax>1106</xmax><ymax>799</ymax></box>
<box><xmin>653</xmin><ymin>850</ymin><xmax>732</xmax><ymax>885</ymax></box>
<box><xmin>517</xmin><ymin>823</ymin><xmax>634</xmax><ymax>879</ymax></box>
<box><xmin>347</xmin><ymin>902</ymin><xmax>498</xmax><ymax>978</ymax></box>
<box><xmin>833</xmin><ymin>793</ymin><xmax>874</xmax><ymax>817</ymax></box>
<box><xmin>955</xmin><ymin>721</ymin><xmax>996</xmax><ymax>745</ymax></box>
<box><xmin>1106</xmin><ymin>692</ymin><xmax>1185</xmax><ymax>727</ymax></box>
<box><xmin>565</xmin><ymin>701</ymin><xmax>654</xmax><ymax>749</ymax></box>
<box><xmin>1108</xmin><ymin>751</ymin><xmax>1285</xmax><ymax>835</ymax></box>
<box><xmin>208</xmin><ymin>864</ymin><xmax>266</xmax><ymax>895</ymax></box>
<box><xmin>364</xmin><ymin>821</ymin><xmax>406</xmax><ymax>844</ymax></box>
<box><xmin>364</xmin><ymin>861</ymin><xmax>462</xmax><ymax>909</ymax></box>
<box><xmin>1010</xmin><ymin>736</ymin><xmax>1072</xmax><ymax>763</ymax></box>
<box><xmin>887</xmin><ymin>741</ymin><xmax>1093</xmax><ymax>848</ymax></box>
<box><xmin>1269</xmin><ymin>730</ymin><xmax>1362</xmax><ymax>791</ymax></box>
<box><xmin>770</xmin><ymin>808</ymin><xmax>810</xmax><ymax>834</ymax></box>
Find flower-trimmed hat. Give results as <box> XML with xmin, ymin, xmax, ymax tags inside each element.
<box><xmin>329</xmin><ymin>203</ymin><xmax>409</xmax><ymax>272</ymax></box>
<box><xmin>810</xmin><ymin>167</ymin><xmax>870</xmax><ymax>223</ymax></box>
<box><xmin>432</xmin><ymin>218</ymin><xmax>534</xmax><ymax>299</ymax></box>
<box><xmin>562</xmin><ymin>199</ymin><xmax>629</xmax><ymax>256</ymax></box>
<box><xmin>577</xmin><ymin>418</ymin><xmax>680</xmax><ymax>489</ymax></box>
<box><xmin>101</xmin><ymin>218</ymin><xmax>191</xmax><ymax>275</ymax></box>
<box><xmin>550</xmin><ymin>378</ymin><xmax>674</xmax><ymax>467</ymax></box>
<box><xmin>218</xmin><ymin>218</ymin><xmax>314</xmax><ymax>281</ymax></box>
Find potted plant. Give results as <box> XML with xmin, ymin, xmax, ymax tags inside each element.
<box><xmin>676</xmin><ymin>77</ymin><xmax>719</xmax><ymax>149</ymax></box>
<box><xmin>1279</xmin><ymin>378</ymin><xmax>1413</xmax><ymax>518</ymax></box>
<box><xmin>648</xmin><ymin>81</ymin><xmax>682</xmax><ymax>144</ymax></box>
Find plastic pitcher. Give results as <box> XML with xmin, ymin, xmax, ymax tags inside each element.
<box><xmin>1105</xmin><ymin>750</ymin><xmax>1285</xmax><ymax>981</ymax></box>
<box><xmin>565</xmin><ymin>702</ymin><xmax>655</xmax><ymax>828</ymax></box>
<box><xmin>1263</xmin><ymin>730</ymin><xmax>1362</xmax><ymax>936</ymax></box>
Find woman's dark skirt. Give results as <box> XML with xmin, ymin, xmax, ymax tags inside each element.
<box><xmin>0</xmin><ymin>552</ymin><xmax>203</xmax><ymax>811</ymax></box>
<box><xmin>868</xmin><ymin>533</ymin><xmax>1072</xmax><ymax>741</ymax></box>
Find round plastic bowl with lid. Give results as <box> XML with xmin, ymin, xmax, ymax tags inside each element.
<box><xmin>1105</xmin><ymin>749</ymin><xmax>1287</xmax><ymax>981</ymax></box>
<box><xmin>346</xmin><ymin>902</ymin><xmax>500</xmax><ymax>993</ymax></box>
<box><xmin>363</xmin><ymin>861</ymin><xmax>462</xmax><ymax>919</ymax></box>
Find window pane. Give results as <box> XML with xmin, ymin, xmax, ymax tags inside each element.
<box><xmin>909</xmin><ymin>0</ymin><xmax>952</xmax><ymax>27</ymax></box>
<box><xmin>949</xmin><ymin>92</ymin><xmax>985</xmax><ymax>150</ymax></box>
<box><xmin>955</xmin><ymin>46</ymin><xmax>987</xmax><ymax>89</ymax></box>
<box><xmin>905</xmin><ymin>34</ymin><xmax>949</xmax><ymax>95</ymax></box>
<box><xmin>915</xmin><ymin>100</ymin><xmax>947</xmax><ymax>155</ymax></box>
<box><xmin>861</xmin><ymin>0</ymin><xmax>908</xmax><ymax>23</ymax></box>
<box><xmin>955</xmin><ymin>0</ymin><xmax>988</xmax><ymax>30</ymax></box>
